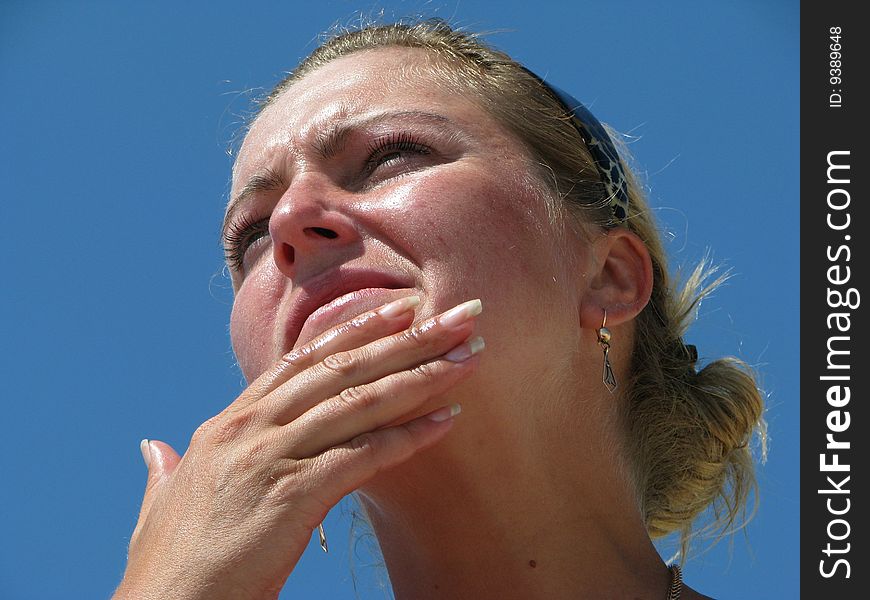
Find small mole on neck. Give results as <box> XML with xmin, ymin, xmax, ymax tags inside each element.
<box><xmin>529</xmin><ymin>559</ymin><xmax>537</xmax><ymax>568</ymax></box>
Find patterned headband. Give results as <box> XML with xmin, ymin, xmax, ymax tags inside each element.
<box><xmin>521</xmin><ymin>68</ymin><xmax>630</xmax><ymax>226</ymax></box>
<box><xmin>522</xmin><ymin>71</ymin><xmax>703</xmax><ymax>370</ymax></box>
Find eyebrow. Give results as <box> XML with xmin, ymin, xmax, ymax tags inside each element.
<box><xmin>222</xmin><ymin>167</ymin><xmax>287</xmax><ymax>241</ymax></box>
<box><xmin>313</xmin><ymin>110</ymin><xmax>451</xmax><ymax>160</ymax></box>
<box><xmin>222</xmin><ymin>110</ymin><xmax>453</xmax><ymax>240</ymax></box>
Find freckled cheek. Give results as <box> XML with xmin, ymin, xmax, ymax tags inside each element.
<box><xmin>384</xmin><ymin>171</ymin><xmax>553</xmax><ymax>333</ymax></box>
<box><xmin>395</xmin><ymin>172</ymin><xmax>546</xmax><ymax>279</ymax></box>
<box><xmin>391</xmin><ymin>170</ymin><xmax>515</xmax><ymax>236</ymax></box>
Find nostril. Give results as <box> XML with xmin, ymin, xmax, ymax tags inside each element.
<box><xmin>306</xmin><ymin>226</ymin><xmax>339</xmax><ymax>239</ymax></box>
<box><xmin>282</xmin><ymin>243</ymin><xmax>295</xmax><ymax>264</ymax></box>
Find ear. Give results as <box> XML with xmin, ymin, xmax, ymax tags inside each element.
<box><xmin>578</xmin><ymin>228</ymin><xmax>654</xmax><ymax>330</ymax></box>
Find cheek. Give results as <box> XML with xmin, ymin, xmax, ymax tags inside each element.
<box><xmin>394</xmin><ymin>166</ymin><xmax>581</xmax><ymax>397</ymax></box>
<box><xmin>392</xmin><ymin>165</ymin><xmax>554</xmax><ymax>290</ymax></box>
<box><xmin>381</xmin><ymin>165</ymin><xmax>566</xmax><ymax>359</ymax></box>
<box><xmin>229</xmin><ymin>263</ymin><xmax>285</xmax><ymax>381</ymax></box>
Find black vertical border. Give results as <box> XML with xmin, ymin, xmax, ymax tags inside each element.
<box><xmin>801</xmin><ymin>2</ymin><xmax>867</xmax><ymax>597</ymax></box>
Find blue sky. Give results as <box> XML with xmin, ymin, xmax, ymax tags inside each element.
<box><xmin>0</xmin><ymin>1</ymin><xmax>798</xmax><ymax>598</ymax></box>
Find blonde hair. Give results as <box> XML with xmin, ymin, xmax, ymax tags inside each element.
<box><xmin>258</xmin><ymin>18</ymin><xmax>766</xmax><ymax>557</ymax></box>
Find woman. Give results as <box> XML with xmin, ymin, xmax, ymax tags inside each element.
<box><xmin>115</xmin><ymin>20</ymin><xmax>764</xmax><ymax>600</ymax></box>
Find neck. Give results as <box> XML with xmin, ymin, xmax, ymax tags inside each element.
<box><xmin>354</xmin><ymin>368</ymin><xmax>674</xmax><ymax>600</ymax></box>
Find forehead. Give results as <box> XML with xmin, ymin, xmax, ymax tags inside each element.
<box><xmin>232</xmin><ymin>47</ymin><xmax>493</xmax><ymax>186</ymax></box>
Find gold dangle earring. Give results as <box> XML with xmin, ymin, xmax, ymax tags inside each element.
<box><xmin>318</xmin><ymin>522</ymin><xmax>328</xmax><ymax>553</ymax></box>
<box><xmin>597</xmin><ymin>310</ymin><xmax>617</xmax><ymax>393</ymax></box>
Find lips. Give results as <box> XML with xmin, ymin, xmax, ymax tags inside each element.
<box><xmin>283</xmin><ymin>267</ymin><xmax>414</xmax><ymax>350</ymax></box>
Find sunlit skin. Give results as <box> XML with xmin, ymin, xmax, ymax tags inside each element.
<box><xmin>116</xmin><ymin>47</ymin><xmax>708</xmax><ymax>600</ymax></box>
<box><xmin>227</xmin><ymin>47</ymin><xmax>699</xmax><ymax>598</ymax></box>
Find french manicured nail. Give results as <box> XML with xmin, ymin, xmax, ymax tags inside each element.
<box><xmin>140</xmin><ymin>439</ymin><xmax>151</xmax><ymax>468</ymax></box>
<box><xmin>427</xmin><ymin>403</ymin><xmax>462</xmax><ymax>422</ymax></box>
<box><xmin>444</xmin><ymin>336</ymin><xmax>486</xmax><ymax>362</ymax></box>
<box><xmin>378</xmin><ymin>295</ymin><xmax>421</xmax><ymax>318</ymax></box>
<box><xmin>439</xmin><ymin>299</ymin><xmax>482</xmax><ymax>328</ymax></box>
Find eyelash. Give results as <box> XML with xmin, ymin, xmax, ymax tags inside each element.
<box><xmin>224</xmin><ymin>133</ymin><xmax>432</xmax><ymax>272</ymax></box>
<box><xmin>223</xmin><ymin>213</ymin><xmax>269</xmax><ymax>272</ymax></box>
<box><xmin>364</xmin><ymin>132</ymin><xmax>431</xmax><ymax>174</ymax></box>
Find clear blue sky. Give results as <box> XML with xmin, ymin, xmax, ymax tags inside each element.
<box><xmin>0</xmin><ymin>1</ymin><xmax>798</xmax><ymax>598</ymax></box>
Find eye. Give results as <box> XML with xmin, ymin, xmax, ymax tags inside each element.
<box><xmin>364</xmin><ymin>132</ymin><xmax>431</xmax><ymax>176</ymax></box>
<box><xmin>223</xmin><ymin>214</ymin><xmax>270</xmax><ymax>272</ymax></box>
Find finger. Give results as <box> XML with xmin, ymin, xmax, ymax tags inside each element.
<box><xmin>227</xmin><ymin>295</ymin><xmax>421</xmax><ymax>415</ymax></box>
<box><xmin>283</xmin><ymin>337</ymin><xmax>483</xmax><ymax>457</ymax></box>
<box><xmin>130</xmin><ymin>439</ymin><xmax>182</xmax><ymax>545</ymax></box>
<box><xmin>262</xmin><ymin>298</ymin><xmax>483</xmax><ymax>425</ymax></box>
<box><xmin>277</xmin><ymin>403</ymin><xmax>462</xmax><ymax>524</ymax></box>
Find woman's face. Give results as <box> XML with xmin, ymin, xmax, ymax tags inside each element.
<box><xmin>227</xmin><ymin>48</ymin><xmax>584</xmax><ymax>397</ymax></box>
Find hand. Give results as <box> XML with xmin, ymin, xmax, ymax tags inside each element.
<box><xmin>114</xmin><ymin>296</ymin><xmax>484</xmax><ymax>600</ymax></box>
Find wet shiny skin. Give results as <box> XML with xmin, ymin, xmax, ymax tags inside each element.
<box><xmin>222</xmin><ymin>48</ymin><xmax>677</xmax><ymax>600</ymax></box>
<box><xmin>227</xmin><ymin>48</ymin><xmax>582</xmax><ymax>385</ymax></box>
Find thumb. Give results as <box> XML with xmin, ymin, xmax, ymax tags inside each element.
<box><xmin>136</xmin><ymin>439</ymin><xmax>182</xmax><ymax>522</ymax></box>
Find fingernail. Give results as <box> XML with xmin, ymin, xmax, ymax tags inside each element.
<box><xmin>427</xmin><ymin>403</ymin><xmax>462</xmax><ymax>422</ymax></box>
<box><xmin>378</xmin><ymin>295</ymin><xmax>421</xmax><ymax>318</ymax></box>
<box><xmin>444</xmin><ymin>336</ymin><xmax>486</xmax><ymax>362</ymax></box>
<box><xmin>439</xmin><ymin>299</ymin><xmax>482</xmax><ymax>328</ymax></box>
<box><xmin>140</xmin><ymin>439</ymin><xmax>151</xmax><ymax>468</ymax></box>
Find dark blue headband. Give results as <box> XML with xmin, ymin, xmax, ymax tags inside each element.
<box><xmin>523</xmin><ymin>71</ymin><xmax>702</xmax><ymax>368</ymax></box>
<box><xmin>522</xmin><ymin>68</ymin><xmax>630</xmax><ymax>226</ymax></box>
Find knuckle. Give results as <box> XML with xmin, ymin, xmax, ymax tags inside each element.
<box><xmin>268</xmin><ymin>464</ymin><xmax>330</xmax><ymax>524</ymax></box>
<box><xmin>225</xmin><ymin>437</ymin><xmax>269</xmax><ymax>474</ymax></box>
<box><xmin>208</xmin><ymin>409</ymin><xmax>257</xmax><ymax>446</ymax></box>
<box><xmin>264</xmin><ymin>461</ymin><xmax>300</xmax><ymax>497</ymax></box>
<box><xmin>349</xmin><ymin>432</ymin><xmax>379</xmax><ymax>457</ymax></box>
<box><xmin>281</xmin><ymin>345</ymin><xmax>314</xmax><ymax>368</ymax></box>
<box><xmin>399</xmin><ymin>324</ymin><xmax>430</xmax><ymax>349</ymax></box>
<box><xmin>410</xmin><ymin>360</ymin><xmax>439</xmax><ymax>381</ymax></box>
<box><xmin>348</xmin><ymin>313</ymin><xmax>372</xmax><ymax>332</ymax></box>
<box><xmin>191</xmin><ymin>414</ymin><xmax>220</xmax><ymax>444</ymax></box>
<box><xmin>337</xmin><ymin>384</ymin><xmax>378</xmax><ymax>412</ymax></box>
<box><xmin>322</xmin><ymin>350</ymin><xmax>360</xmax><ymax>377</ymax></box>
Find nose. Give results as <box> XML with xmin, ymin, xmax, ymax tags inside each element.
<box><xmin>268</xmin><ymin>175</ymin><xmax>362</xmax><ymax>280</ymax></box>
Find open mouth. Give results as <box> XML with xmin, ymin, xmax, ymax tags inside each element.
<box><xmin>284</xmin><ymin>268</ymin><xmax>414</xmax><ymax>350</ymax></box>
